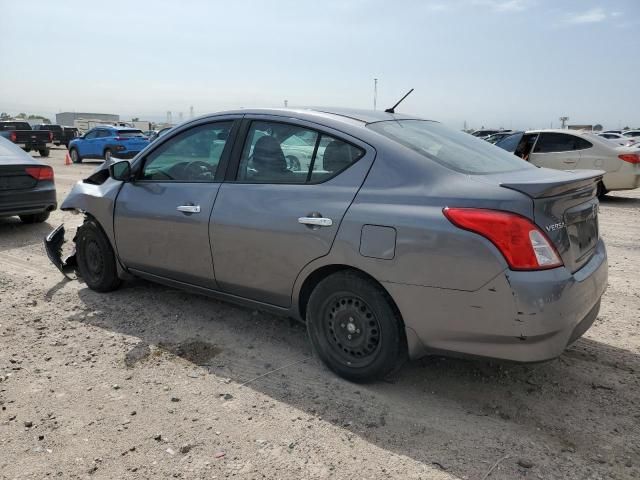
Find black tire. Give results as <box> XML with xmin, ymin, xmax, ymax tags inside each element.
<box><xmin>76</xmin><ymin>219</ymin><xmax>122</xmax><ymax>292</ymax></box>
<box><xmin>70</xmin><ymin>148</ymin><xmax>82</xmax><ymax>164</ymax></box>
<box><xmin>286</xmin><ymin>155</ymin><xmax>301</xmax><ymax>171</ymax></box>
<box><xmin>38</xmin><ymin>148</ymin><xmax>50</xmax><ymax>157</ymax></box>
<box><xmin>24</xmin><ymin>147</ymin><xmax>31</xmax><ymax>153</ymax></box>
<box><xmin>19</xmin><ymin>211</ymin><xmax>50</xmax><ymax>224</ymax></box>
<box><xmin>597</xmin><ymin>181</ymin><xmax>608</xmax><ymax>198</ymax></box>
<box><xmin>306</xmin><ymin>271</ymin><xmax>406</xmax><ymax>382</ymax></box>
<box><xmin>104</xmin><ymin>148</ymin><xmax>112</xmax><ymax>162</ymax></box>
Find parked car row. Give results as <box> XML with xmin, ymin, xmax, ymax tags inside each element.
<box><xmin>493</xmin><ymin>129</ymin><xmax>640</xmax><ymax>196</ymax></box>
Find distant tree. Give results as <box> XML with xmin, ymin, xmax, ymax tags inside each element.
<box><xmin>623</xmin><ymin>126</ymin><xmax>630</xmax><ymax>130</ymax></box>
<box><xmin>131</xmin><ymin>117</ymin><xmax>140</xmax><ymax>122</ymax></box>
<box><xmin>27</xmin><ymin>114</ymin><xmax>51</xmax><ymax>123</ymax></box>
<box><xmin>593</xmin><ymin>124</ymin><xmax>603</xmax><ymax>132</ymax></box>
<box><xmin>17</xmin><ymin>113</ymin><xmax>27</xmax><ymax>119</ymax></box>
<box><xmin>0</xmin><ymin>112</ymin><xmax>10</xmax><ymax>120</ymax></box>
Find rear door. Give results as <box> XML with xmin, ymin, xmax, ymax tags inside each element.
<box><xmin>210</xmin><ymin>117</ymin><xmax>374</xmax><ymax>307</ymax></box>
<box><xmin>114</xmin><ymin>118</ymin><xmax>238</xmax><ymax>288</ymax></box>
<box><xmin>529</xmin><ymin>132</ymin><xmax>581</xmax><ymax>169</ymax></box>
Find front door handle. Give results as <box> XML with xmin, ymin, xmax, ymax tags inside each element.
<box><xmin>298</xmin><ymin>216</ymin><xmax>333</xmax><ymax>227</ymax></box>
<box><xmin>177</xmin><ymin>204</ymin><xmax>201</xmax><ymax>214</ymax></box>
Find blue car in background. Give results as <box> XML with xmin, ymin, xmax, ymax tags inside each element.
<box><xmin>69</xmin><ymin>126</ymin><xmax>149</xmax><ymax>163</ymax></box>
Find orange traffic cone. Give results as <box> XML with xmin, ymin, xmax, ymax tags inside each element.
<box><xmin>64</xmin><ymin>151</ymin><xmax>72</xmax><ymax>165</ymax></box>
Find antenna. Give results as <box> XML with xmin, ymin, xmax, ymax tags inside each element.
<box><xmin>385</xmin><ymin>88</ymin><xmax>414</xmax><ymax>114</ymax></box>
<box><xmin>373</xmin><ymin>78</ymin><xmax>378</xmax><ymax>110</ymax></box>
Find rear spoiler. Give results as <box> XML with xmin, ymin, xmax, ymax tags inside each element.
<box><xmin>500</xmin><ymin>170</ymin><xmax>604</xmax><ymax>199</ymax></box>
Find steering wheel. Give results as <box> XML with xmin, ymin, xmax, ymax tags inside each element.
<box><xmin>183</xmin><ymin>160</ymin><xmax>213</xmax><ymax>180</ymax></box>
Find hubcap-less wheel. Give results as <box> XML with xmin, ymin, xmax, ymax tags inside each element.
<box><xmin>71</xmin><ymin>150</ymin><xmax>78</xmax><ymax>162</ymax></box>
<box><xmin>84</xmin><ymin>239</ymin><xmax>104</xmax><ymax>283</ymax></box>
<box><xmin>323</xmin><ymin>294</ymin><xmax>381</xmax><ymax>367</ymax></box>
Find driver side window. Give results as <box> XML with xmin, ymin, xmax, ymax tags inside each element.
<box><xmin>141</xmin><ymin>122</ymin><xmax>232</xmax><ymax>182</ymax></box>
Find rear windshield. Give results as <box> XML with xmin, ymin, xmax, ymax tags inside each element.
<box><xmin>367</xmin><ymin>120</ymin><xmax>533</xmax><ymax>174</ymax></box>
<box><xmin>0</xmin><ymin>122</ymin><xmax>30</xmax><ymax>130</ymax></box>
<box><xmin>117</xmin><ymin>130</ymin><xmax>145</xmax><ymax>138</ymax></box>
<box><xmin>44</xmin><ymin>125</ymin><xmax>63</xmax><ymax>132</ymax></box>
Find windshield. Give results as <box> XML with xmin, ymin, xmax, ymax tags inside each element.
<box><xmin>368</xmin><ymin>120</ymin><xmax>532</xmax><ymax>174</ymax></box>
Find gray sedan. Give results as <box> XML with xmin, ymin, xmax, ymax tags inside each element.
<box><xmin>0</xmin><ymin>136</ymin><xmax>56</xmax><ymax>223</ymax></box>
<box><xmin>45</xmin><ymin>108</ymin><xmax>608</xmax><ymax>382</ymax></box>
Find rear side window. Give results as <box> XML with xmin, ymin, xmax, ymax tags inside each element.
<box><xmin>236</xmin><ymin>121</ymin><xmax>364</xmax><ymax>184</ymax></box>
<box><xmin>97</xmin><ymin>130</ymin><xmax>112</xmax><ymax>138</ymax></box>
<box><xmin>534</xmin><ymin>133</ymin><xmax>592</xmax><ymax>153</ymax></box>
<box><xmin>117</xmin><ymin>130</ymin><xmax>144</xmax><ymax>138</ymax></box>
<box><xmin>368</xmin><ymin>120</ymin><xmax>532</xmax><ymax>174</ymax></box>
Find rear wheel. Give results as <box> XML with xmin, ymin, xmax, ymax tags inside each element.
<box><xmin>597</xmin><ymin>181</ymin><xmax>608</xmax><ymax>198</ymax></box>
<box><xmin>38</xmin><ymin>148</ymin><xmax>50</xmax><ymax>157</ymax></box>
<box><xmin>19</xmin><ymin>211</ymin><xmax>50</xmax><ymax>224</ymax></box>
<box><xmin>70</xmin><ymin>148</ymin><xmax>81</xmax><ymax>164</ymax></box>
<box><xmin>76</xmin><ymin>219</ymin><xmax>122</xmax><ymax>292</ymax></box>
<box><xmin>104</xmin><ymin>148</ymin><xmax>112</xmax><ymax>162</ymax></box>
<box><xmin>306</xmin><ymin>271</ymin><xmax>406</xmax><ymax>382</ymax></box>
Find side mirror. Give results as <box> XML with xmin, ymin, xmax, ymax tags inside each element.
<box><xmin>109</xmin><ymin>160</ymin><xmax>132</xmax><ymax>181</ymax></box>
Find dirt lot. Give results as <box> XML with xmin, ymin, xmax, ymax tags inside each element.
<box><xmin>1</xmin><ymin>147</ymin><xmax>639</xmax><ymax>480</ymax></box>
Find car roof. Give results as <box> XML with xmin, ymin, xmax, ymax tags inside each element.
<box><xmin>525</xmin><ymin>129</ymin><xmax>591</xmax><ymax>135</ymax></box>
<box><xmin>208</xmin><ymin>107</ymin><xmax>426</xmax><ymax>125</ymax></box>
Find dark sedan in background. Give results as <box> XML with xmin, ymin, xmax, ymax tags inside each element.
<box><xmin>0</xmin><ymin>136</ymin><xmax>56</xmax><ymax>223</ymax></box>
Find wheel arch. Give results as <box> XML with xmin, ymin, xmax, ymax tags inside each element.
<box><xmin>296</xmin><ymin>264</ymin><xmax>405</xmax><ymax>328</ymax></box>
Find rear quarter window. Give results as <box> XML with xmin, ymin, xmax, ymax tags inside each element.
<box><xmin>368</xmin><ymin>120</ymin><xmax>532</xmax><ymax>174</ymax></box>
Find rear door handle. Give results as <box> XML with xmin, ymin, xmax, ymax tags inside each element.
<box><xmin>177</xmin><ymin>204</ymin><xmax>201</xmax><ymax>214</ymax></box>
<box><xmin>298</xmin><ymin>216</ymin><xmax>332</xmax><ymax>227</ymax></box>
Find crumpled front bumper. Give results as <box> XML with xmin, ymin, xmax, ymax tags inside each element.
<box><xmin>44</xmin><ymin>224</ymin><xmax>77</xmax><ymax>279</ymax></box>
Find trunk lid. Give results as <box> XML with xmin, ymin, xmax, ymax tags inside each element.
<box><xmin>476</xmin><ymin>168</ymin><xmax>603</xmax><ymax>273</ymax></box>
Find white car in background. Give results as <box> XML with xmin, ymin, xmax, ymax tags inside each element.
<box><xmin>597</xmin><ymin>132</ymin><xmax>638</xmax><ymax>147</ymax></box>
<box><xmin>622</xmin><ymin>130</ymin><xmax>640</xmax><ymax>141</ymax></box>
<box><xmin>495</xmin><ymin>129</ymin><xmax>640</xmax><ymax>195</ymax></box>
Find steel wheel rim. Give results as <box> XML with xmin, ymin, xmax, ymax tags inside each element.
<box><xmin>322</xmin><ymin>294</ymin><xmax>382</xmax><ymax>367</ymax></box>
<box><xmin>84</xmin><ymin>240</ymin><xmax>104</xmax><ymax>281</ymax></box>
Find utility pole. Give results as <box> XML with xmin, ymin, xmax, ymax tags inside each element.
<box><xmin>373</xmin><ymin>78</ymin><xmax>378</xmax><ymax>110</ymax></box>
<box><xmin>559</xmin><ymin>116</ymin><xmax>569</xmax><ymax>129</ymax></box>
<box><xmin>284</xmin><ymin>99</ymin><xmax>288</xmax><ymax>108</ymax></box>
<box><xmin>189</xmin><ymin>106</ymin><xmax>194</xmax><ymax>119</ymax></box>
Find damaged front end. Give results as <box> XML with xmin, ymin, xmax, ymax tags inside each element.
<box><xmin>44</xmin><ymin>224</ymin><xmax>77</xmax><ymax>279</ymax></box>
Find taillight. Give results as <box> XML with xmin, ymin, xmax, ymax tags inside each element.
<box><xmin>619</xmin><ymin>153</ymin><xmax>640</xmax><ymax>164</ymax></box>
<box><xmin>25</xmin><ymin>166</ymin><xmax>54</xmax><ymax>181</ymax></box>
<box><xmin>9</xmin><ymin>132</ymin><xmax>17</xmax><ymax>142</ymax></box>
<box><xmin>49</xmin><ymin>132</ymin><xmax>53</xmax><ymax>142</ymax></box>
<box><xmin>443</xmin><ymin>208</ymin><xmax>563</xmax><ymax>271</ymax></box>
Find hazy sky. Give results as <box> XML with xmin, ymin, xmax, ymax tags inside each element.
<box><xmin>1</xmin><ymin>0</ymin><xmax>638</xmax><ymax>129</ymax></box>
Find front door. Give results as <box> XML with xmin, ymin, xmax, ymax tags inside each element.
<box><xmin>210</xmin><ymin>118</ymin><xmax>374</xmax><ymax>307</ymax></box>
<box><xmin>79</xmin><ymin>129</ymin><xmax>99</xmax><ymax>157</ymax></box>
<box><xmin>114</xmin><ymin>120</ymin><xmax>236</xmax><ymax>288</ymax></box>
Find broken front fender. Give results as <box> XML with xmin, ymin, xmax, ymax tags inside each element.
<box><xmin>44</xmin><ymin>224</ymin><xmax>77</xmax><ymax>279</ymax></box>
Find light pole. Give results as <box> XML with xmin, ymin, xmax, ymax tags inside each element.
<box><xmin>373</xmin><ymin>78</ymin><xmax>378</xmax><ymax>110</ymax></box>
<box><xmin>559</xmin><ymin>116</ymin><xmax>569</xmax><ymax>129</ymax></box>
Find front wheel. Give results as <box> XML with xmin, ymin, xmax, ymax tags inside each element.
<box><xmin>38</xmin><ymin>148</ymin><xmax>50</xmax><ymax>157</ymax></box>
<box><xmin>76</xmin><ymin>219</ymin><xmax>122</xmax><ymax>292</ymax></box>
<box><xmin>306</xmin><ymin>271</ymin><xmax>406</xmax><ymax>382</ymax></box>
<box><xmin>104</xmin><ymin>148</ymin><xmax>112</xmax><ymax>162</ymax></box>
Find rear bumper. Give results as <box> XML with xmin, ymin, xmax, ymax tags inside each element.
<box><xmin>0</xmin><ymin>184</ymin><xmax>57</xmax><ymax>217</ymax></box>
<box><xmin>602</xmin><ymin>163</ymin><xmax>640</xmax><ymax>191</ymax></box>
<box><xmin>14</xmin><ymin>142</ymin><xmax>53</xmax><ymax>150</ymax></box>
<box><xmin>386</xmin><ymin>239</ymin><xmax>608</xmax><ymax>362</ymax></box>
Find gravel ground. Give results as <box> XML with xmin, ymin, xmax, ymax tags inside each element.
<box><xmin>0</xmin><ymin>148</ymin><xmax>638</xmax><ymax>480</ymax></box>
